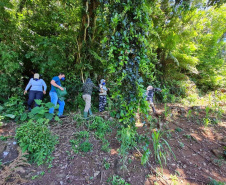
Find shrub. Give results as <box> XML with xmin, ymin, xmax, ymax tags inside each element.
<box><xmin>15</xmin><ymin>119</ymin><xmax>58</xmax><ymax>165</ymax></box>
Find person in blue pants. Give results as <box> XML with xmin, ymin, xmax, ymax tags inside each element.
<box><xmin>49</xmin><ymin>73</ymin><xmax>66</xmax><ymax>118</ymax></box>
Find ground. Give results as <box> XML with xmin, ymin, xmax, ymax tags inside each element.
<box><xmin>0</xmin><ymin>104</ymin><xmax>226</xmax><ymax>185</ymax></box>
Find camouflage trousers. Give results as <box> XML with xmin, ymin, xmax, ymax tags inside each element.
<box><xmin>148</xmin><ymin>100</ymin><xmax>156</xmax><ymax>113</ymax></box>
<box><xmin>99</xmin><ymin>95</ymin><xmax>107</xmax><ymax>112</ymax></box>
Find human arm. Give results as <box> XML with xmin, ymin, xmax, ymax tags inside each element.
<box><xmin>50</xmin><ymin>79</ymin><xmax>64</xmax><ymax>91</ymax></box>
<box><xmin>93</xmin><ymin>83</ymin><xmax>100</xmax><ymax>91</ymax></box>
<box><xmin>41</xmin><ymin>80</ymin><xmax>47</xmax><ymax>94</ymax></box>
<box><xmin>154</xmin><ymin>88</ymin><xmax>162</xmax><ymax>92</ymax></box>
<box><xmin>24</xmin><ymin>79</ymin><xmax>32</xmax><ymax>95</ymax></box>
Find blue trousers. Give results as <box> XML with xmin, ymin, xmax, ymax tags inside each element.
<box><xmin>49</xmin><ymin>92</ymin><xmax>65</xmax><ymax>116</ymax></box>
<box><xmin>28</xmin><ymin>90</ymin><xmax>43</xmax><ymax>108</ymax></box>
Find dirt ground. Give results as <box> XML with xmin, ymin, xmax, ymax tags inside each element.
<box><xmin>0</xmin><ymin>104</ymin><xmax>226</xmax><ymax>185</ymax></box>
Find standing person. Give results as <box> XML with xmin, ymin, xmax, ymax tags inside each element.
<box><xmin>99</xmin><ymin>79</ymin><xmax>108</xmax><ymax>112</ymax></box>
<box><xmin>49</xmin><ymin>73</ymin><xmax>66</xmax><ymax>118</ymax></box>
<box><xmin>24</xmin><ymin>73</ymin><xmax>47</xmax><ymax>111</ymax></box>
<box><xmin>81</xmin><ymin>78</ymin><xmax>99</xmax><ymax>119</ymax></box>
<box><xmin>146</xmin><ymin>85</ymin><xmax>162</xmax><ymax>114</ymax></box>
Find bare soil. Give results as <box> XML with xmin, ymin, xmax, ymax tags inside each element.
<box><xmin>0</xmin><ymin>104</ymin><xmax>226</xmax><ymax>185</ymax></box>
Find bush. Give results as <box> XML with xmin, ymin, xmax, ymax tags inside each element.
<box><xmin>15</xmin><ymin>119</ymin><xmax>58</xmax><ymax>165</ymax></box>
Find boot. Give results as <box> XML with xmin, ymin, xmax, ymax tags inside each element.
<box><xmin>88</xmin><ymin>109</ymin><xmax>92</xmax><ymax>116</ymax></box>
<box><xmin>84</xmin><ymin>111</ymin><xmax>88</xmax><ymax>119</ymax></box>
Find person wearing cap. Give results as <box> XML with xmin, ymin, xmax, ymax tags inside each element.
<box><xmin>49</xmin><ymin>73</ymin><xmax>66</xmax><ymax>118</ymax></box>
<box><xmin>81</xmin><ymin>78</ymin><xmax>99</xmax><ymax>119</ymax></box>
<box><xmin>99</xmin><ymin>79</ymin><xmax>109</xmax><ymax>112</ymax></box>
<box><xmin>24</xmin><ymin>73</ymin><xmax>47</xmax><ymax>111</ymax></box>
<box><xmin>146</xmin><ymin>85</ymin><xmax>162</xmax><ymax>114</ymax></box>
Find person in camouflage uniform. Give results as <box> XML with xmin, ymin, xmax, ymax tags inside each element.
<box><xmin>81</xmin><ymin>78</ymin><xmax>99</xmax><ymax>118</ymax></box>
<box><xmin>146</xmin><ymin>85</ymin><xmax>162</xmax><ymax>114</ymax></box>
<box><xmin>99</xmin><ymin>79</ymin><xmax>108</xmax><ymax>112</ymax></box>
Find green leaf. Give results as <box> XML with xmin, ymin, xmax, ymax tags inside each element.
<box><xmin>34</xmin><ymin>99</ymin><xmax>42</xmax><ymax>105</ymax></box>
<box><xmin>45</xmin><ymin>113</ymin><xmax>54</xmax><ymax>120</ymax></box>
<box><xmin>0</xmin><ymin>106</ymin><xmax>4</xmax><ymax>112</ymax></box>
<box><xmin>4</xmin><ymin>114</ymin><xmax>15</xmax><ymax>119</ymax></box>
<box><xmin>20</xmin><ymin>113</ymin><xmax>28</xmax><ymax>121</ymax></box>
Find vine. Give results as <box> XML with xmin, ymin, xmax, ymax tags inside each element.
<box><xmin>100</xmin><ymin>0</ymin><xmax>150</xmax><ymax>126</ymax></box>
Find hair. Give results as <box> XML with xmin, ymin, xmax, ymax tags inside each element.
<box><xmin>59</xmin><ymin>73</ymin><xmax>65</xmax><ymax>76</ymax></box>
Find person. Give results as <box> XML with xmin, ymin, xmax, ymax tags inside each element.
<box><xmin>49</xmin><ymin>73</ymin><xmax>66</xmax><ymax>118</ymax></box>
<box><xmin>24</xmin><ymin>73</ymin><xmax>47</xmax><ymax>111</ymax></box>
<box><xmin>99</xmin><ymin>79</ymin><xmax>109</xmax><ymax>112</ymax></box>
<box><xmin>81</xmin><ymin>78</ymin><xmax>99</xmax><ymax>119</ymax></box>
<box><xmin>146</xmin><ymin>85</ymin><xmax>162</xmax><ymax>114</ymax></box>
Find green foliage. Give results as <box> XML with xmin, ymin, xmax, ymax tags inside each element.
<box><xmin>152</xmin><ymin>130</ymin><xmax>176</xmax><ymax>167</ymax></box>
<box><xmin>103</xmin><ymin>159</ymin><xmax>110</xmax><ymax>170</ymax></box>
<box><xmin>141</xmin><ymin>144</ymin><xmax>151</xmax><ymax>165</ymax></box>
<box><xmin>89</xmin><ymin>116</ymin><xmax>112</xmax><ymax>152</ymax></box>
<box><xmin>99</xmin><ymin>0</ymin><xmax>151</xmax><ymax>126</ymax></box>
<box><xmin>108</xmin><ymin>175</ymin><xmax>131</xmax><ymax>185</ymax></box>
<box><xmin>70</xmin><ymin>130</ymin><xmax>92</xmax><ymax>153</ymax></box>
<box><xmin>15</xmin><ymin>119</ymin><xmax>58</xmax><ymax>165</ymax></box>
<box><xmin>28</xmin><ymin>100</ymin><xmax>59</xmax><ymax>122</ymax></box>
<box><xmin>0</xmin><ymin>96</ymin><xmax>26</xmax><ymax>121</ymax></box>
<box><xmin>117</xmin><ymin>126</ymin><xmax>137</xmax><ymax>170</ymax></box>
<box><xmin>208</xmin><ymin>177</ymin><xmax>225</xmax><ymax>185</ymax></box>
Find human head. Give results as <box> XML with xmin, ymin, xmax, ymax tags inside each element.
<box><xmin>86</xmin><ymin>78</ymin><xmax>92</xmax><ymax>83</ymax></box>
<box><xmin>100</xmin><ymin>79</ymin><xmax>106</xmax><ymax>85</ymax></box>
<box><xmin>34</xmin><ymin>73</ymin><xmax>40</xmax><ymax>80</ymax></box>
<box><xmin>58</xmin><ymin>73</ymin><xmax>65</xmax><ymax>81</ymax></box>
<box><xmin>147</xmin><ymin>85</ymin><xmax>153</xmax><ymax>90</ymax></box>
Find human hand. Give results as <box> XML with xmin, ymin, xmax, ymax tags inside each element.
<box><xmin>24</xmin><ymin>90</ymin><xmax>27</xmax><ymax>95</ymax></box>
<box><xmin>59</xmin><ymin>87</ymin><xmax>64</xmax><ymax>91</ymax></box>
<box><xmin>43</xmin><ymin>91</ymin><xmax>46</xmax><ymax>94</ymax></box>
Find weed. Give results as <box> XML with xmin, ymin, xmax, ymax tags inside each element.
<box><xmin>152</xmin><ymin>130</ymin><xmax>176</xmax><ymax>167</ymax></box>
<box><xmin>170</xmin><ymin>174</ymin><xmax>179</xmax><ymax>185</ymax></box>
<box><xmin>104</xmin><ymin>159</ymin><xmax>110</xmax><ymax>170</ymax></box>
<box><xmin>164</xmin><ymin>104</ymin><xmax>171</xmax><ymax>119</ymax></box>
<box><xmin>208</xmin><ymin>177</ymin><xmax>225</xmax><ymax>185</ymax></box>
<box><xmin>0</xmin><ymin>135</ymin><xmax>10</xmax><ymax>141</ymax></box>
<box><xmin>79</xmin><ymin>141</ymin><xmax>92</xmax><ymax>152</ymax></box>
<box><xmin>117</xmin><ymin>126</ymin><xmax>137</xmax><ymax>171</ymax></box>
<box><xmin>212</xmin><ymin>158</ymin><xmax>226</xmax><ymax>167</ymax></box>
<box><xmin>179</xmin><ymin>142</ymin><xmax>185</xmax><ymax>148</ymax></box>
<box><xmin>31</xmin><ymin>175</ymin><xmax>39</xmax><ymax>180</ymax></box>
<box><xmin>175</xmin><ymin>127</ymin><xmax>183</xmax><ymax>132</ymax></box>
<box><xmin>15</xmin><ymin>119</ymin><xmax>58</xmax><ymax>165</ymax></box>
<box><xmin>108</xmin><ymin>175</ymin><xmax>131</xmax><ymax>185</ymax></box>
<box><xmin>203</xmin><ymin>117</ymin><xmax>210</xmax><ymax>127</ymax></box>
<box><xmin>187</xmin><ymin>109</ymin><xmax>192</xmax><ymax>119</ymax></box>
<box><xmin>141</xmin><ymin>143</ymin><xmax>151</xmax><ymax>165</ymax></box>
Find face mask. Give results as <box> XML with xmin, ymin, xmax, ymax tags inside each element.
<box><xmin>34</xmin><ymin>78</ymin><xmax>39</xmax><ymax>81</ymax></box>
<box><xmin>61</xmin><ymin>77</ymin><xmax>65</xmax><ymax>81</ymax></box>
<box><xmin>102</xmin><ymin>82</ymin><xmax>106</xmax><ymax>85</ymax></box>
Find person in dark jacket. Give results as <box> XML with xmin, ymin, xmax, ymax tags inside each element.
<box><xmin>146</xmin><ymin>85</ymin><xmax>162</xmax><ymax>114</ymax></box>
<box><xmin>81</xmin><ymin>78</ymin><xmax>99</xmax><ymax>118</ymax></box>
<box><xmin>24</xmin><ymin>73</ymin><xmax>47</xmax><ymax>111</ymax></box>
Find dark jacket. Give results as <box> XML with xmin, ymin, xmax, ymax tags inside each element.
<box><xmin>81</xmin><ymin>78</ymin><xmax>99</xmax><ymax>95</ymax></box>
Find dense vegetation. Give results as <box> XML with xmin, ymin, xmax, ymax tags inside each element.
<box><xmin>0</xmin><ymin>0</ymin><xmax>226</xmax><ymax>184</ymax></box>
<box><xmin>0</xmin><ymin>0</ymin><xmax>225</xmax><ymax>105</ymax></box>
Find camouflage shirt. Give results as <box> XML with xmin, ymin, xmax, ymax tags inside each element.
<box><xmin>146</xmin><ymin>88</ymin><xmax>161</xmax><ymax>102</ymax></box>
<box><xmin>81</xmin><ymin>80</ymin><xmax>99</xmax><ymax>96</ymax></box>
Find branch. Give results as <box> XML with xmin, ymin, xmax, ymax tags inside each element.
<box><xmin>84</xmin><ymin>1</ymin><xmax>90</xmax><ymax>42</ymax></box>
